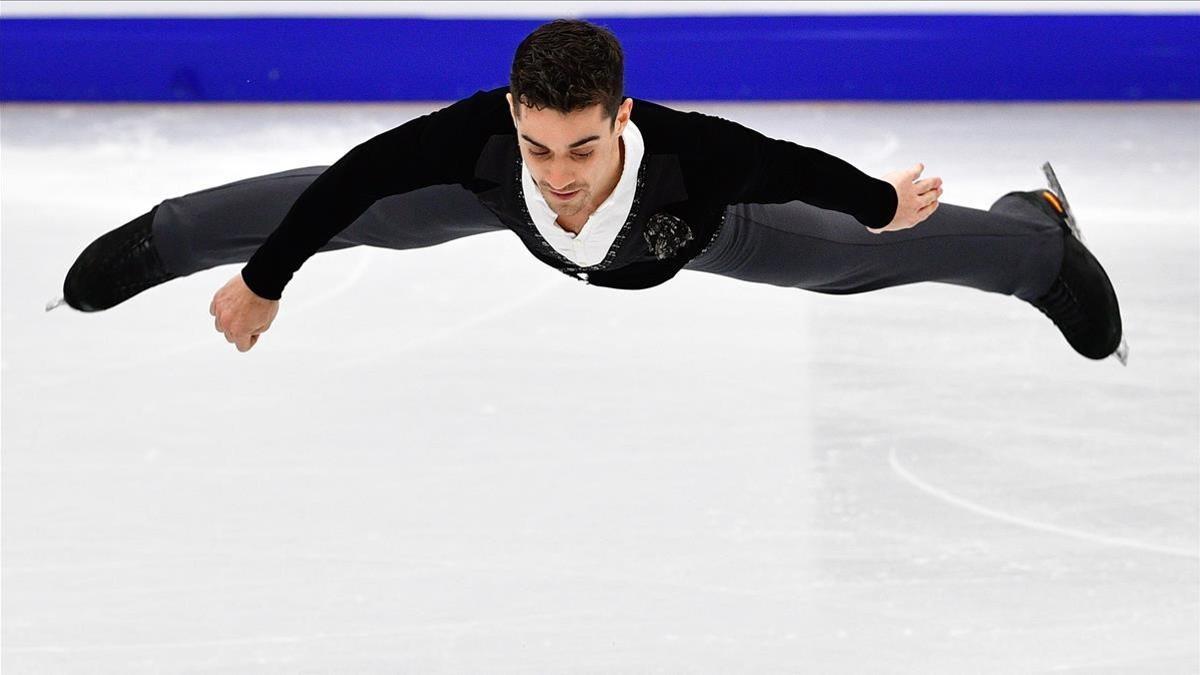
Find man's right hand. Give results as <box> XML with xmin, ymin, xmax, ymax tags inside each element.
<box><xmin>210</xmin><ymin>273</ymin><xmax>279</xmax><ymax>352</ymax></box>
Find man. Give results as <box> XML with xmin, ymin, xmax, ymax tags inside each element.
<box><xmin>56</xmin><ymin>19</ymin><xmax>1124</xmax><ymax>363</ymax></box>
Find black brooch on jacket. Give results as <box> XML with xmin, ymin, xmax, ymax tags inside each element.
<box><xmin>643</xmin><ymin>212</ymin><xmax>694</xmax><ymax>260</ymax></box>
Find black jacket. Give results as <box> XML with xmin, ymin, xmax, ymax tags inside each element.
<box><xmin>241</xmin><ymin>86</ymin><xmax>898</xmax><ymax>299</ymax></box>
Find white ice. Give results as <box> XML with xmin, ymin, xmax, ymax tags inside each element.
<box><xmin>3</xmin><ymin>100</ymin><xmax>1198</xmax><ymax>673</ymax></box>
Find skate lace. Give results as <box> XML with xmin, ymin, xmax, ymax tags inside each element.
<box><xmin>103</xmin><ymin>223</ymin><xmax>172</xmax><ymax>295</ymax></box>
<box><xmin>1032</xmin><ymin>276</ymin><xmax>1089</xmax><ymax>341</ymax></box>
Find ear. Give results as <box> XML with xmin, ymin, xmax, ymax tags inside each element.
<box><xmin>615</xmin><ymin>97</ymin><xmax>633</xmax><ymax>134</ymax></box>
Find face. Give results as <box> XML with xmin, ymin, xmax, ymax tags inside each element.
<box><xmin>508</xmin><ymin>93</ymin><xmax>633</xmax><ymax>219</ymax></box>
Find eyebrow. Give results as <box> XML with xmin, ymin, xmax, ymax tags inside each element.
<box><xmin>520</xmin><ymin>134</ymin><xmax>601</xmax><ymax>150</ymax></box>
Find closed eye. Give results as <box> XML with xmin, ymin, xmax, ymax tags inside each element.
<box><xmin>531</xmin><ymin>150</ymin><xmax>593</xmax><ymax>159</ymax></box>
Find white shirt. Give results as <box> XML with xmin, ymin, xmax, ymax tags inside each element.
<box><xmin>521</xmin><ymin>118</ymin><xmax>644</xmax><ymax>267</ymax></box>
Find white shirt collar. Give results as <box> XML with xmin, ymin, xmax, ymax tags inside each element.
<box><xmin>521</xmin><ymin>118</ymin><xmax>645</xmax><ymax>267</ymax></box>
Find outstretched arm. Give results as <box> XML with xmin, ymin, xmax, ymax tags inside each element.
<box><xmin>684</xmin><ymin>109</ymin><xmax>939</xmax><ymax>230</ymax></box>
<box><xmin>210</xmin><ymin>87</ymin><xmax>511</xmax><ymax>352</ymax></box>
<box><xmin>240</xmin><ymin>88</ymin><xmax>511</xmax><ymax>301</ymax></box>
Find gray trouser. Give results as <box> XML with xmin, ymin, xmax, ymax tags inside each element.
<box><xmin>152</xmin><ymin>166</ymin><xmax>1063</xmax><ymax>302</ymax></box>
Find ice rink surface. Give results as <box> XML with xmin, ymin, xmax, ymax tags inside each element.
<box><xmin>3</xmin><ymin>99</ymin><xmax>1198</xmax><ymax>673</ymax></box>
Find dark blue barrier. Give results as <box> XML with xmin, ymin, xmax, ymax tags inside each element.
<box><xmin>1</xmin><ymin>14</ymin><xmax>1196</xmax><ymax>101</ymax></box>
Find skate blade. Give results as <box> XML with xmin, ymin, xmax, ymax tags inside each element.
<box><xmin>1041</xmin><ymin>161</ymin><xmax>1085</xmax><ymax>244</ymax></box>
<box><xmin>1112</xmin><ymin>337</ymin><xmax>1129</xmax><ymax>366</ymax></box>
<box><xmin>44</xmin><ymin>295</ymin><xmax>65</xmax><ymax>312</ymax></box>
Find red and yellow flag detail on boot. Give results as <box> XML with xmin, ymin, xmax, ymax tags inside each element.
<box><xmin>1042</xmin><ymin>190</ymin><xmax>1065</xmax><ymax>215</ymax></box>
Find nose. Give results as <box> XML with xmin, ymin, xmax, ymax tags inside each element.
<box><xmin>544</xmin><ymin>160</ymin><xmax>576</xmax><ymax>191</ymax></box>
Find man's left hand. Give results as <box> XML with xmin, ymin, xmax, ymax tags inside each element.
<box><xmin>871</xmin><ymin>163</ymin><xmax>942</xmax><ymax>233</ymax></box>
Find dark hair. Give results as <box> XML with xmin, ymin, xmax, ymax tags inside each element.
<box><xmin>509</xmin><ymin>19</ymin><xmax>624</xmax><ymax>128</ymax></box>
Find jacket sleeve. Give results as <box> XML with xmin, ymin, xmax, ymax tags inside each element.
<box><xmin>241</xmin><ymin>87</ymin><xmax>511</xmax><ymax>300</ymax></box>
<box><xmin>686</xmin><ymin>110</ymin><xmax>897</xmax><ymax>229</ymax></box>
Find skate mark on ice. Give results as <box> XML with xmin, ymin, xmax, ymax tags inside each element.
<box><xmin>862</xmin><ymin>131</ymin><xmax>900</xmax><ymax>164</ymax></box>
<box><xmin>888</xmin><ymin>446</ymin><xmax>1198</xmax><ymax>560</ymax></box>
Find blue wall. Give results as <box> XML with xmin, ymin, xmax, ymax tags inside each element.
<box><xmin>1</xmin><ymin>14</ymin><xmax>1196</xmax><ymax>102</ymax></box>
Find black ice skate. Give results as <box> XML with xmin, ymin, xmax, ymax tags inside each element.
<box><xmin>1009</xmin><ymin>163</ymin><xmax>1128</xmax><ymax>365</ymax></box>
<box><xmin>47</xmin><ymin>206</ymin><xmax>178</xmax><ymax>312</ymax></box>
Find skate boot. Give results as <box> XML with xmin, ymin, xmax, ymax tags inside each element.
<box><xmin>49</xmin><ymin>206</ymin><xmax>178</xmax><ymax>312</ymax></box>
<box><xmin>999</xmin><ymin>163</ymin><xmax>1127</xmax><ymax>365</ymax></box>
